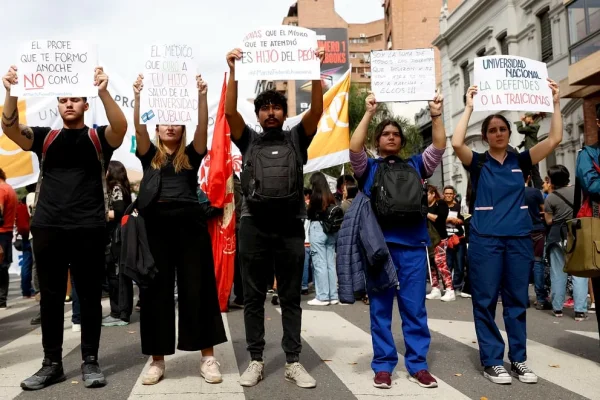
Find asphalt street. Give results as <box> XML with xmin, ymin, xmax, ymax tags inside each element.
<box><xmin>1</xmin><ymin>275</ymin><xmax>599</xmax><ymax>400</ymax></box>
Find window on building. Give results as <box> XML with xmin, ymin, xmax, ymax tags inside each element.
<box><xmin>539</xmin><ymin>8</ymin><xmax>554</xmax><ymax>62</ymax></box>
<box><xmin>498</xmin><ymin>32</ymin><xmax>509</xmax><ymax>55</ymax></box>
<box><xmin>568</xmin><ymin>0</ymin><xmax>600</xmax><ymax>63</ymax></box>
<box><xmin>461</xmin><ymin>62</ymin><xmax>470</xmax><ymax>105</ymax></box>
<box><xmin>350</xmin><ymin>53</ymin><xmax>357</xmax><ymax>58</ymax></box>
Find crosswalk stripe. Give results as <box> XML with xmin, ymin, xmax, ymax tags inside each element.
<box><xmin>127</xmin><ymin>312</ymin><xmax>244</xmax><ymax>400</ymax></box>
<box><xmin>283</xmin><ymin>309</ymin><xmax>470</xmax><ymax>399</ymax></box>
<box><xmin>428</xmin><ymin>319</ymin><xmax>600</xmax><ymax>399</ymax></box>
<box><xmin>0</xmin><ymin>310</ymin><xmax>77</xmax><ymax>400</ymax></box>
<box><xmin>566</xmin><ymin>330</ymin><xmax>598</xmax><ymax>340</ymax></box>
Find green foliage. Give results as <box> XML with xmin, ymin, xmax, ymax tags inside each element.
<box><xmin>15</xmin><ymin>187</ymin><xmax>28</xmax><ymax>201</ymax></box>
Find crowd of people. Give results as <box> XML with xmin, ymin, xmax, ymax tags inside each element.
<box><xmin>0</xmin><ymin>46</ymin><xmax>599</xmax><ymax>395</ymax></box>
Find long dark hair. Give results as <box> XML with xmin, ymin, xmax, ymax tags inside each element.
<box><xmin>308</xmin><ymin>172</ymin><xmax>336</xmax><ymax>214</ymax></box>
<box><xmin>107</xmin><ymin>161</ymin><xmax>132</xmax><ymax>204</ymax></box>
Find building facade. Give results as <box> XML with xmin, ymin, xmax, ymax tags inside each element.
<box><xmin>431</xmin><ymin>0</ymin><xmax>583</xmax><ymax>198</ymax></box>
<box><xmin>254</xmin><ymin>0</ymin><xmax>384</xmax><ymax>115</ymax></box>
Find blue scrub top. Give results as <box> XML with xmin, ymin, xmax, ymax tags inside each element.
<box><xmin>362</xmin><ymin>156</ymin><xmax>430</xmax><ymax>247</ymax></box>
<box><xmin>467</xmin><ymin>150</ymin><xmax>533</xmax><ymax>237</ymax></box>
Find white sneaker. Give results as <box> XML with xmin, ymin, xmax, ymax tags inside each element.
<box><xmin>441</xmin><ymin>290</ymin><xmax>456</xmax><ymax>302</ymax></box>
<box><xmin>426</xmin><ymin>287</ymin><xmax>441</xmax><ymax>300</ymax></box>
<box><xmin>329</xmin><ymin>300</ymin><xmax>339</xmax><ymax>305</ymax></box>
<box><xmin>307</xmin><ymin>298</ymin><xmax>330</xmax><ymax>306</ymax></box>
<box><xmin>285</xmin><ymin>362</ymin><xmax>316</xmax><ymax>388</ymax></box>
<box><xmin>200</xmin><ymin>356</ymin><xmax>223</xmax><ymax>384</ymax></box>
<box><xmin>589</xmin><ymin>302</ymin><xmax>596</xmax><ymax>314</ymax></box>
<box><xmin>460</xmin><ymin>291</ymin><xmax>472</xmax><ymax>298</ymax></box>
<box><xmin>239</xmin><ymin>360</ymin><xmax>264</xmax><ymax>387</ymax></box>
<box><xmin>72</xmin><ymin>324</ymin><xmax>81</xmax><ymax>332</ymax></box>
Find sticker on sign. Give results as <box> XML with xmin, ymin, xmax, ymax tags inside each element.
<box><xmin>473</xmin><ymin>55</ymin><xmax>554</xmax><ymax>113</ymax></box>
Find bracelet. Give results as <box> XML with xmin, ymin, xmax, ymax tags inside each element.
<box><xmin>430</xmin><ymin>113</ymin><xmax>442</xmax><ymax>118</ymax></box>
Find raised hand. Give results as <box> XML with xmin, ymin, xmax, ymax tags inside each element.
<box><xmin>365</xmin><ymin>93</ymin><xmax>377</xmax><ymax>115</ymax></box>
<box><xmin>197</xmin><ymin>75</ymin><xmax>207</xmax><ymax>95</ymax></box>
<box><xmin>316</xmin><ymin>47</ymin><xmax>325</xmax><ymax>65</ymax></box>
<box><xmin>428</xmin><ymin>89</ymin><xmax>444</xmax><ymax>116</ymax></box>
<box><xmin>465</xmin><ymin>85</ymin><xmax>478</xmax><ymax>108</ymax></box>
<box><xmin>2</xmin><ymin>65</ymin><xmax>18</xmax><ymax>91</ymax></box>
<box><xmin>133</xmin><ymin>73</ymin><xmax>144</xmax><ymax>95</ymax></box>
<box><xmin>94</xmin><ymin>67</ymin><xmax>109</xmax><ymax>92</ymax></box>
<box><xmin>227</xmin><ymin>48</ymin><xmax>243</xmax><ymax>70</ymax></box>
<box><xmin>547</xmin><ymin>78</ymin><xmax>560</xmax><ymax>105</ymax></box>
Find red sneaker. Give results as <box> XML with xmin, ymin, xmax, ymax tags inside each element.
<box><xmin>373</xmin><ymin>371</ymin><xmax>392</xmax><ymax>389</ymax></box>
<box><xmin>409</xmin><ymin>370</ymin><xmax>438</xmax><ymax>388</ymax></box>
<box><xmin>564</xmin><ymin>298</ymin><xmax>574</xmax><ymax>308</ymax></box>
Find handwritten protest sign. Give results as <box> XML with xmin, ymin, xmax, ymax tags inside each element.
<box><xmin>473</xmin><ymin>55</ymin><xmax>553</xmax><ymax>113</ymax></box>
<box><xmin>371</xmin><ymin>49</ymin><xmax>435</xmax><ymax>102</ymax></box>
<box><xmin>11</xmin><ymin>40</ymin><xmax>97</xmax><ymax>98</ymax></box>
<box><xmin>235</xmin><ymin>26</ymin><xmax>320</xmax><ymax>81</ymax></box>
<box><xmin>139</xmin><ymin>44</ymin><xmax>198</xmax><ymax>125</ymax></box>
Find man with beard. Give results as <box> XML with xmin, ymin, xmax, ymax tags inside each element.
<box><xmin>225</xmin><ymin>47</ymin><xmax>324</xmax><ymax>389</ymax></box>
<box><xmin>2</xmin><ymin>65</ymin><xmax>128</xmax><ymax>390</ymax></box>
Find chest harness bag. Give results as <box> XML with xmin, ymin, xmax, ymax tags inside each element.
<box><xmin>370</xmin><ymin>155</ymin><xmax>427</xmax><ymax>226</ymax></box>
<box><xmin>32</xmin><ymin>128</ymin><xmax>109</xmax><ymax>221</ymax></box>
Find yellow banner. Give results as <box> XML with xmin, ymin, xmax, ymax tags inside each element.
<box><xmin>0</xmin><ymin>100</ymin><xmax>34</xmax><ymax>181</ymax></box>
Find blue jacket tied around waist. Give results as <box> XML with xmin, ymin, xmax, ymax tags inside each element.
<box><xmin>336</xmin><ymin>191</ymin><xmax>399</xmax><ymax>304</ymax></box>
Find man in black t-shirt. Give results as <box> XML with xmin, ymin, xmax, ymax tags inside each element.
<box><xmin>225</xmin><ymin>47</ymin><xmax>324</xmax><ymax>389</ymax></box>
<box><xmin>2</xmin><ymin>64</ymin><xmax>128</xmax><ymax>391</ymax></box>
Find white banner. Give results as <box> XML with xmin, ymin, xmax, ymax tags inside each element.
<box><xmin>140</xmin><ymin>43</ymin><xmax>198</xmax><ymax>125</ymax></box>
<box><xmin>235</xmin><ymin>26</ymin><xmax>320</xmax><ymax>81</ymax></box>
<box><xmin>371</xmin><ymin>48</ymin><xmax>435</xmax><ymax>102</ymax></box>
<box><xmin>11</xmin><ymin>40</ymin><xmax>98</xmax><ymax>98</ymax></box>
<box><xmin>473</xmin><ymin>55</ymin><xmax>553</xmax><ymax>113</ymax></box>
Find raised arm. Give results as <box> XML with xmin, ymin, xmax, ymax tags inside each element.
<box><xmin>225</xmin><ymin>48</ymin><xmax>246</xmax><ymax>141</ymax></box>
<box><xmin>429</xmin><ymin>90</ymin><xmax>445</xmax><ymax>149</ymax></box>
<box><xmin>350</xmin><ymin>93</ymin><xmax>377</xmax><ymax>153</ymax></box>
<box><xmin>451</xmin><ymin>86</ymin><xmax>477</xmax><ymax>167</ymax></box>
<box><xmin>133</xmin><ymin>74</ymin><xmax>151</xmax><ymax>156</ymax></box>
<box><xmin>1</xmin><ymin>65</ymin><xmax>33</xmax><ymax>151</ymax></box>
<box><xmin>95</xmin><ymin>67</ymin><xmax>127</xmax><ymax>148</ymax></box>
<box><xmin>301</xmin><ymin>48</ymin><xmax>325</xmax><ymax>137</ymax></box>
<box><xmin>529</xmin><ymin>79</ymin><xmax>563</xmax><ymax>165</ymax></box>
<box><xmin>193</xmin><ymin>75</ymin><xmax>208</xmax><ymax>155</ymax></box>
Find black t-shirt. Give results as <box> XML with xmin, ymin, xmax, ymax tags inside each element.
<box><xmin>30</xmin><ymin>125</ymin><xmax>115</xmax><ymax>229</ymax></box>
<box><xmin>136</xmin><ymin>142</ymin><xmax>205</xmax><ymax>203</ymax></box>
<box><xmin>428</xmin><ymin>200</ymin><xmax>449</xmax><ymax>239</ymax></box>
<box><xmin>233</xmin><ymin>123</ymin><xmax>313</xmax><ymax>219</ymax></box>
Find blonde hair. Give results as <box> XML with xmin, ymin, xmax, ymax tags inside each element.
<box><xmin>151</xmin><ymin>126</ymin><xmax>192</xmax><ymax>173</ymax></box>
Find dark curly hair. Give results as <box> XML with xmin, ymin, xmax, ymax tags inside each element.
<box><xmin>254</xmin><ymin>90</ymin><xmax>288</xmax><ymax>116</ymax></box>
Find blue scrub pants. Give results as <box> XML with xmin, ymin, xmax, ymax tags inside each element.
<box><xmin>468</xmin><ymin>232</ymin><xmax>532</xmax><ymax>367</ymax></box>
<box><xmin>368</xmin><ymin>243</ymin><xmax>430</xmax><ymax>376</ymax></box>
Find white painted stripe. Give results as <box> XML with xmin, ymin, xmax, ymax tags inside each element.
<box><xmin>283</xmin><ymin>309</ymin><xmax>469</xmax><ymax>399</ymax></box>
<box><xmin>566</xmin><ymin>330</ymin><xmax>598</xmax><ymax>340</ymax></box>
<box><xmin>127</xmin><ymin>313</ymin><xmax>243</xmax><ymax>400</ymax></box>
<box><xmin>0</xmin><ymin>298</ymin><xmax>38</xmax><ymax>321</ymax></box>
<box><xmin>512</xmin><ymin>169</ymin><xmax>522</xmax><ymax>173</ymax></box>
<box><xmin>520</xmin><ymin>206</ymin><xmax>528</xmax><ymax>209</ymax></box>
<box><xmin>428</xmin><ymin>319</ymin><xmax>600</xmax><ymax>399</ymax></box>
<box><xmin>0</xmin><ymin>310</ymin><xmax>78</xmax><ymax>400</ymax></box>
<box><xmin>475</xmin><ymin>206</ymin><xmax>493</xmax><ymax>211</ymax></box>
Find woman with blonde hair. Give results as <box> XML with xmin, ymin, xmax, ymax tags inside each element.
<box><xmin>132</xmin><ymin>74</ymin><xmax>227</xmax><ymax>385</ymax></box>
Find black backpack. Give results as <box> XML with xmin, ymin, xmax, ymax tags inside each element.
<box><xmin>370</xmin><ymin>155</ymin><xmax>428</xmax><ymax>226</ymax></box>
<box><xmin>321</xmin><ymin>204</ymin><xmax>345</xmax><ymax>234</ymax></box>
<box><xmin>241</xmin><ymin>131</ymin><xmax>301</xmax><ymax>211</ymax></box>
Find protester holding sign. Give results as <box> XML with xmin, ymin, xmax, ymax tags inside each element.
<box><xmin>225</xmin><ymin>46</ymin><xmax>324</xmax><ymax>389</ymax></box>
<box><xmin>451</xmin><ymin>80</ymin><xmax>562</xmax><ymax>386</ymax></box>
<box><xmin>348</xmin><ymin>91</ymin><xmax>445</xmax><ymax>390</ymax></box>
<box><xmin>132</xmin><ymin>73</ymin><xmax>227</xmax><ymax>386</ymax></box>
<box><xmin>2</xmin><ymin>63</ymin><xmax>128</xmax><ymax>391</ymax></box>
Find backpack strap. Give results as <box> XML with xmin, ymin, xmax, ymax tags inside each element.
<box><xmin>87</xmin><ymin>128</ymin><xmax>110</xmax><ymax>222</ymax></box>
<box><xmin>32</xmin><ymin>129</ymin><xmax>61</xmax><ymax>217</ymax></box>
<box><xmin>467</xmin><ymin>152</ymin><xmax>487</xmax><ymax>215</ymax></box>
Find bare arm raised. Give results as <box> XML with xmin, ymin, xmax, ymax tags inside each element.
<box><xmin>224</xmin><ymin>49</ymin><xmax>246</xmax><ymax>141</ymax></box>
<box><xmin>133</xmin><ymin>74</ymin><xmax>151</xmax><ymax>156</ymax></box>
<box><xmin>193</xmin><ymin>75</ymin><xmax>208</xmax><ymax>155</ymax></box>
<box><xmin>529</xmin><ymin>79</ymin><xmax>563</xmax><ymax>165</ymax></box>
<box><xmin>1</xmin><ymin>66</ymin><xmax>34</xmax><ymax>151</ymax></box>
<box><xmin>451</xmin><ymin>86</ymin><xmax>477</xmax><ymax>167</ymax></box>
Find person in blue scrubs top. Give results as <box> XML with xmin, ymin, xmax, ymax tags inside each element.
<box><xmin>349</xmin><ymin>92</ymin><xmax>446</xmax><ymax>390</ymax></box>
<box><xmin>452</xmin><ymin>81</ymin><xmax>562</xmax><ymax>386</ymax></box>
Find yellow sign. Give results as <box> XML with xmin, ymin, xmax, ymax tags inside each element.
<box><xmin>0</xmin><ymin>100</ymin><xmax>33</xmax><ymax>179</ymax></box>
<box><xmin>308</xmin><ymin>70</ymin><xmax>350</xmax><ymax>159</ymax></box>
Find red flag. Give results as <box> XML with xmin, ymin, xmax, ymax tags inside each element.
<box><xmin>205</xmin><ymin>73</ymin><xmax>236</xmax><ymax>312</ymax></box>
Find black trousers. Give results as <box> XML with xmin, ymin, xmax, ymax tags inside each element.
<box><xmin>140</xmin><ymin>203</ymin><xmax>227</xmax><ymax>356</ymax></box>
<box><xmin>0</xmin><ymin>232</ymin><xmax>12</xmax><ymax>306</ymax></box>
<box><xmin>592</xmin><ymin>277</ymin><xmax>600</xmax><ymax>343</ymax></box>
<box><xmin>233</xmin><ymin>226</ymin><xmax>244</xmax><ymax>303</ymax></box>
<box><xmin>239</xmin><ymin>217</ymin><xmax>305</xmax><ymax>361</ymax></box>
<box><xmin>106</xmin><ymin>251</ymin><xmax>134</xmax><ymax>321</ymax></box>
<box><xmin>31</xmin><ymin>226</ymin><xmax>106</xmax><ymax>362</ymax></box>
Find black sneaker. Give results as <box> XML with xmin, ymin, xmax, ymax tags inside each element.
<box><xmin>535</xmin><ymin>302</ymin><xmax>552</xmax><ymax>311</ymax></box>
<box><xmin>271</xmin><ymin>292</ymin><xmax>279</xmax><ymax>305</ymax></box>
<box><xmin>553</xmin><ymin>310</ymin><xmax>563</xmax><ymax>318</ymax></box>
<box><xmin>81</xmin><ymin>356</ymin><xmax>106</xmax><ymax>388</ymax></box>
<box><xmin>483</xmin><ymin>365</ymin><xmax>512</xmax><ymax>384</ymax></box>
<box><xmin>30</xmin><ymin>312</ymin><xmax>41</xmax><ymax>325</ymax></box>
<box><xmin>20</xmin><ymin>358</ymin><xmax>66</xmax><ymax>390</ymax></box>
<box><xmin>510</xmin><ymin>361</ymin><xmax>538</xmax><ymax>383</ymax></box>
<box><xmin>574</xmin><ymin>312</ymin><xmax>588</xmax><ymax>322</ymax></box>
<box><xmin>301</xmin><ymin>289</ymin><xmax>309</xmax><ymax>296</ymax></box>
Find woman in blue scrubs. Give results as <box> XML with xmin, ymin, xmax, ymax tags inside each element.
<box><xmin>452</xmin><ymin>80</ymin><xmax>562</xmax><ymax>385</ymax></box>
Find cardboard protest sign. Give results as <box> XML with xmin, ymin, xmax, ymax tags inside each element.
<box><xmin>139</xmin><ymin>44</ymin><xmax>198</xmax><ymax>125</ymax></box>
<box><xmin>11</xmin><ymin>40</ymin><xmax>97</xmax><ymax>98</ymax></box>
<box><xmin>473</xmin><ymin>55</ymin><xmax>553</xmax><ymax>113</ymax></box>
<box><xmin>235</xmin><ymin>26</ymin><xmax>320</xmax><ymax>81</ymax></box>
<box><xmin>371</xmin><ymin>49</ymin><xmax>435</xmax><ymax>102</ymax></box>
